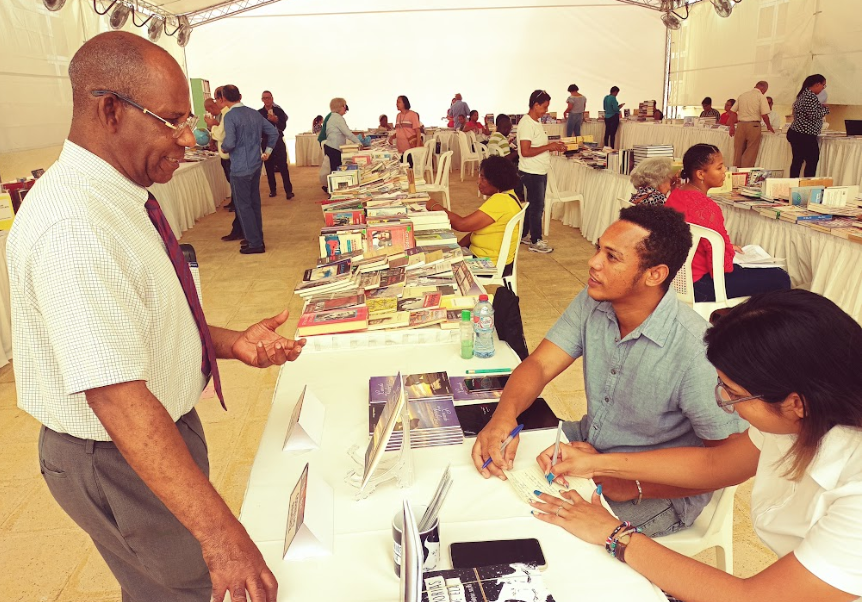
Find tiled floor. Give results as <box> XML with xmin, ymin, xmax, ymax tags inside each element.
<box><xmin>0</xmin><ymin>165</ymin><xmax>775</xmax><ymax>601</ymax></box>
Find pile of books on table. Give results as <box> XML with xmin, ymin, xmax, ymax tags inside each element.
<box><xmin>636</xmin><ymin>100</ymin><xmax>656</xmax><ymax>122</ymax></box>
<box><xmin>631</xmin><ymin>144</ymin><xmax>673</xmax><ymax>169</ymax></box>
<box><xmin>368</xmin><ymin>371</ymin><xmax>560</xmax><ymax>451</ymax></box>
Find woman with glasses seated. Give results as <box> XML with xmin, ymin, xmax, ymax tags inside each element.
<box><xmin>425</xmin><ymin>156</ymin><xmax>523</xmax><ymax>277</ymax></box>
<box><xmin>532</xmin><ymin>289</ymin><xmax>861</xmax><ymax>602</ymax></box>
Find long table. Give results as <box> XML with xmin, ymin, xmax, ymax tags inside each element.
<box><xmin>296</xmin><ymin>133</ymin><xmax>324</xmax><ymax>167</ymax></box>
<box><xmin>148</xmin><ymin>156</ymin><xmax>230</xmax><ymax>239</ymax></box>
<box><xmin>548</xmin><ymin>156</ymin><xmax>863</xmax><ymax>323</ymax></box>
<box><xmin>239</xmin><ymin>339</ymin><xmax>667</xmax><ymax>601</ymax></box>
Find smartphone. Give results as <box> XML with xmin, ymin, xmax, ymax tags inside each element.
<box><xmin>464</xmin><ymin>375</ymin><xmax>509</xmax><ymax>392</ymax></box>
<box><xmin>450</xmin><ymin>538</ymin><xmax>546</xmax><ymax>570</ymax></box>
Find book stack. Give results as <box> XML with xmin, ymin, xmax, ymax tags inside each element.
<box><xmin>368</xmin><ymin>372</ymin><xmax>464</xmax><ymax>451</ymax></box>
<box><xmin>631</xmin><ymin>144</ymin><xmax>673</xmax><ymax>169</ymax></box>
<box><xmin>637</xmin><ymin>100</ymin><xmax>656</xmax><ymax>122</ymax></box>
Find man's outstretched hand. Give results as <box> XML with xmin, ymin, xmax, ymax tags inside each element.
<box><xmin>231</xmin><ymin>309</ymin><xmax>306</xmax><ymax>368</ymax></box>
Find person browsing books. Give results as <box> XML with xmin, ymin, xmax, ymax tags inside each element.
<box><xmin>628</xmin><ymin>157</ymin><xmax>678</xmax><ymax>207</ymax></box>
<box><xmin>320</xmin><ymin>97</ymin><xmax>364</xmax><ymax>170</ymax></box>
<box><xmin>532</xmin><ymin>289</ymin><xmax>862</xmax><ymax>602</ymax></box>
<box><xmin>6</xmin><ymin>31</ymin><xmax>306</xmax><ymax>602</ymax></box>
<box><xmin>425</xmin><ymin>156</ymin><xmax>523</xmax><ymax>277</ymax></box>
<box><xmin>699</xmin><ymin>97</ymin><xmax>721</xmax><ymax>121</ymax></box>
<box><xmin>787</xmin><ymin>74</ymin><xmax>830</xmax><ymax>178</ymax></box>
<box><xmin>602</xmin><ymin>86</ymin><xmax>624</xmax><ymax>148</ymax></box>
<box><xmin>564</xmin><ymin>84</ymin><xmax>587</xmax><ymax>137</ymax></box>
<box><xmin>728</xmin><ymin>81</ymin><xmax>774</xmax><ymax>168</ymax></box>
<box><xmin>471</xmin><ymin>205</ymin><xmax>745</xmax><ymax>537</ymax></box>
<box><xmin>517</xmin><ymin>89</ymin><xmax>567</xmax><ymax>254</ymax></box>
<box><xmin>664</xmin><ymin>143</ymin><xmax>790</xmax><ymax>302</ymax></box>
<box><xmin>718</xmin><ymin>98</ymin><xmax>735</xmax><ymax>125</ymax></box>
<box><xmin>390</xmin><ymin>95</ymin><xmax>422</xmax><ymax>156</ymax></box>
<box><xmin>378</xmin><ymin>114</ymin><xmax>394</xmax><ymax>132</ymax></box>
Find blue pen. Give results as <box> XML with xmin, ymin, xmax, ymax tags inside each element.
<box><xmin>482</xmin><ymin>424</ymin><xmax>525</xmax><ymax>470</ymax></box>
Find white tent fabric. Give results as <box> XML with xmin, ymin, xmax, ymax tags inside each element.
<box><xmin>0</xmin><ymin>0</ymin><xmax>187</xmax><ymax>157</ymax></box>
<box><xmin>667</xmin><ymin>0</ymin><xmax>862</xmax><ymax>108</ymax></box>
<box><xmin>185</xmin><ymin>0</ymin><xmax>667</xmax><ymax>142</ymax></box>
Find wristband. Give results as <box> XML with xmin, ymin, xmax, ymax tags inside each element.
<box><xmin>633</xmin><ymin>479</ymin><xmax>643</xmax><ymax>506</ymax></box>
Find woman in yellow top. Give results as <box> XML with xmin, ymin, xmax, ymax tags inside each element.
<box><xmin>426</xmin><ymin>156</ymin><xmax>524</xmax><ymax>276</ymax></box>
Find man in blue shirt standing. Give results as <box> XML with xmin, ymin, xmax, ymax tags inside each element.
<box><xmin>471</xmin><ymin>205</ymin><xmax>744</xmax><ymax>537</ymax></box>
<box><xmin>451</xmin><ymin>93</ymin><xmax>470</xmax><ymax>130</ymax></box>
<box><xmin>221</xmin><ymin>85</ymin><xmax>277</xmax><ymax>254</ymax></box>
<box><xmin>603</xmin><ymin>86</ymin><xmax>624</xmax><ymax>149</ymax></box>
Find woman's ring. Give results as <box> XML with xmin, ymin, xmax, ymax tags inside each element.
<box><xmin>555</xmin><ymin>506</ymin><xmax>562</xmax><ymax>517</ymax></box>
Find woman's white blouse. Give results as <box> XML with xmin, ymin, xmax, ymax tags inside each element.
<box><xmin>749</xmin><ymin>425</ymin><xmax>862</xmax><ymax>597</ymax></box>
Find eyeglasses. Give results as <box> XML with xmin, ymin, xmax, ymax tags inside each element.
<box><xmin>714</xmin><ymin>377</ymin><xmax>761</xmax><ymax>413</ymax></box>
<box><xmin>91</xmin><ymin>90</ymin><xmax>198</xmax><ymax>139</ymax></box>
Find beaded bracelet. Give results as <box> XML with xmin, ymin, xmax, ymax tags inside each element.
<box><xmin>604</xmin><ymin>521</ymin><xmax>631</xmax><ymax>555</ymax></box>
<box><xmin>611</xmin><ymin>526</ymin><xmax>641</xmax><ymax>563</ymax></box>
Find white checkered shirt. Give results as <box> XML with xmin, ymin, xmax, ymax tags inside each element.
<box><xmin>7</xmin><ymin>140</ymin><xmax>206</xmax><ymax>440</ymax></box>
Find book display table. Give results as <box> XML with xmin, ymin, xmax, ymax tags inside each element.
<box><xmin>0</xmin><ymin>231</ymin><xmax>11</xmax><ymax>367</ymax></box>
<box><xmin>618</xmin><ymin>122</ymin><xmax>861</xmax><ymax>186</ymax></box>
<box><xmin>548</xmin><ymin>156</ymin><xmax>862</xmax><ymax>323</ymax></box>
<box><xmin>239</xmin><ymin>338</ymin><xmax>668</xmax><ymax>601</ymax></box>
<box><xmin>147</xmin><ymin>156</ymin><xmax>230</xmax><ymax>239</ymax></box>
<box><xmin>296</xmin><ymin>133</ymin><xmax>324</xmax><ymax>167</ymax></box>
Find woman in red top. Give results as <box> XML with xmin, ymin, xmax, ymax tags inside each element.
<box><xmin>463</xmin><ymin>110</ymin><xmax>490</xmax><ymax>136</ymax></box>
<box><xmin>664</xmin><ymin>143</ymin><xmax>790</xmax><ymax>302</ymax></box>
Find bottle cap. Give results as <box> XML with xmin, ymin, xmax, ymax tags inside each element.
<box><xmin>461</xmin><ymin>310</ymin><xmax>471</xmax><ymax>321</ymax></box>
<box><xmin>478</xmin><ymin>294</ymin><xmax>489</xmax><ymax>302</ymax></box>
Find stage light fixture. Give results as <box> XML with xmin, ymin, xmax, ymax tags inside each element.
<box><xmin>713</xmin><ymin>0</ymin><xmax>734</xmax><ymax>17</ymax></box>
<box><xmin>43</xmin><ymin>0</ymin><xmax>67</xmax><ymax>11</ymax></box>
<box><xmin>108</xmin><ymin>2</ymin><xmax>131</xmax><ymax>29</ymax></box>
<box><xmin>148</xmin><ymin>15</ymin><xmax>165</xmax><ymax>42</ymax></box>
<box><xmin>662</xmin><ymin>11</ymin><xmax>682</xmax><ymax>29</ymax></box>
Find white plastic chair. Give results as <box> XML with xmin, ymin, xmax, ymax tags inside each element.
<box><xmin>422</xmin><ymin>138</ymin><xmax>437</xmax><ymax>183</ymax></box>
<box><xmin>433</xmin><ymin>132</ymin><xmax>450</xmax><ymax>171</ymax></box>
<box><xmin>672</xmin><ymin>223</ymin><xmax>747</xmax><ymax>321</ymax></box>
<box><xmin>655</xmin><ymin>485</ymin><xmax>738</xmax><ymax>573</ymax></box>
<box><xmin>456</xmin><ymin>131</ymin><xmax>481</xmax><ymax>181</ymax></box>
<box><xmin>420</xmin><ymin>150</ymin><xmax>453</xmax><ymax>209</ymax></box>
<box><xmin>473</xmin><ymin>204</ymin><xmax>528</xmax><ymax>295</ymax></box>
<box><xmin>402</xmin><ymin>147</ymin><xmax>427</xmax><ymax>184</ymax></box>
<box><xmin>545</xmin><ymin>168</ymin><xmax>585</xmax><ymax>237</ymax></box>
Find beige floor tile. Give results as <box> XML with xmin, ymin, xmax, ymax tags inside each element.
<box><xmin>0</xmin><ymin>479</ymin><xmax>38</xmax><ymax>528</ymax></box>
<box><xmin>0</xmin><ymin>529</ymin><xmax>90</xmax><ymax>602</ymax></box>
<box><xmin>56</xmin><ymin>543</ymin><xmax>120</xmax><ymax>602</ymax></box>
<box><xmin>3</xmin><ymin>480</ymin><xmax>79</xmax><ymax>533</ymax></box>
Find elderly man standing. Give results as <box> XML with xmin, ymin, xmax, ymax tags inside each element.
<box><xmin>220</xmin><ymin>84</ymin><xmax>278</xmax><ymax>254</ymax></box>
<box><xmin>728</xmin><ymin>81</ymin><xmax>774</xmax><ymax>167</ymax></box>
<box><xmin>451</xmin><ymin>93</ymin><xmax>470</xmax><ymax>130</ymax></box>
<box><xmin>258</xmin><ymin>90</ymin><xmax>294</xmax><ymax>200</ymax></box>
<box><xmin>7</xmin><ymin>31</ymin><xmax>305</xmax><ymax>602</ymax></box>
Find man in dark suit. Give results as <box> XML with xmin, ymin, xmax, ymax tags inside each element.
<box><xmin>258</xmin><ymin>91</ymin><xmax>294</xmax><ymax>199</ymax></box>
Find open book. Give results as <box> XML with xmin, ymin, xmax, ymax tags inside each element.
<box><xmin>733</xmin><ymin>245</ymin><xmax>784</xmax><ymax>269</ymax></box>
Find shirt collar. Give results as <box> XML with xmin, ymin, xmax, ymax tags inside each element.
<box><xmin>598</xmin><ymin>287</ymin><xmax>679</xmax><ymax>347</ymax></box>
<box><xmin>806</xmin><ymin>426</ymin><xmax>860</xmax><ymax>490</ymax></box>
<box><xmin>59</xmin><ymin>140</ymin><xmax>149</xmax><ymax>207</ymax></box>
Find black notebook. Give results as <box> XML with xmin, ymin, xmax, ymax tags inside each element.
<box><xmin>454</xmin><ymin>397</ymin><xmax>559</xmax><ymax>437</ymax></box>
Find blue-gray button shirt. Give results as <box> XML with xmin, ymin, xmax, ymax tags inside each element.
<box><xmin>545</xmin><ymin>286</ymin><xmax>745</xmax><ymax>525</ymax></box>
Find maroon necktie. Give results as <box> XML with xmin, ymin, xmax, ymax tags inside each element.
<box><xmin>145</xmin><ymin>193</ymin><xmax>226</xmax><ymax>410</ymax></box>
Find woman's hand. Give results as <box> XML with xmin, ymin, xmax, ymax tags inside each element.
<box><xmin>530</xmin><ymin>489</ymin><xmax>619</xmax><ymax>546</ymax></box>
<box><xmin>537</xmin><ymin>441</ymin><xmax>601</xmax><ymax>483</ymax></box>
<box><xmin>733</xmin><ymin>244</ymin><xmax>743</xmax><ymax>254</ymax></box>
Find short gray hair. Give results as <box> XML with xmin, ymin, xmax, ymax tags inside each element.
<box><xmin>329</xmin><ymin>97</ymin><xmax>347</xmax><ymax>111</ymax></box>
<box><xmin>630</xmin><ymin>157</ymin><xmax>675</xmax><ymax>189</ymax></box>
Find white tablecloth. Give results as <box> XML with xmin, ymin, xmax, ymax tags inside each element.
<box><xmin>148</xmin><ymin>156</ymin><xmax>228</xmax><ymax>240</ymax></box>
<box><xmin>240</xmin><ymin>339</ymin><xmax>667</xmax><ymax>602</ymax></box>
<box><xmin>617</xmin><ymin>122</ymin><xmax>862</xmax><ymax>186</ymax></box>
<box><xmin>0</xmin><ymin>231</ymin><xmax>11</xmax><ymax>367</ymax></box>
<box><xmin>548</xmin><ymin>156</ymin><xmax>862</xmax><ymax>323</ymax></box>
<box><xmin>296</xmin><ymin>134</ymin><xmax>324</xmax><ymax>167</ymax></box>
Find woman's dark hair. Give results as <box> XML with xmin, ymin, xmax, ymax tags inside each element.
<box><xmin>702</xmin><ymin>96</ymin><xmax>712</xmax><ymax>105</ymax></box>
<box><xmin>397</xmin><ymin>95</ymin><xmax>411</xmax><ymax>110</ymax></box>
<box><xmin>680</xmin><ymin>143</ymin><xmax>721</xmax><ymax>181</ymax></box>
<box><xmin>618</xmin><ymin>204</ymin><xmax>692</xmax><ymax>290</ymax></box>
<box><xmin>568</xmin><ymin>84</ymin><xmax>579</xmax><ymax>93</ymax></box>
<box><xmin>528</xmin><ymin>89</ymin><xmax>551</xmax><ymax>109</ymax></box>
<box><xmin>479</xmin><ymin>156</ymin><xmax>522</xmax><ymax>192</ymax></box>
<box><xmin>796</xmin><ymin>74</ymin><xmax>826</xmax><ymax>98</ymax></box>
<box><xmin>705</xmin><ymin>289</ymin><xmax>861</xmax><ymax>480</ymax></box>
<box><xmin>313</xmin><ymin>115</ymin><xmax>323</xmax><ymax>122</ymax></box>
<box><xmin>610</xmin><ymin>86</ymin><xmax>620</xmax><ymax>94</ymax></box>
<box><xmin>469</xmin><ymin>110</ymin><xmax>479</xmax><ymax>119</ymax></box>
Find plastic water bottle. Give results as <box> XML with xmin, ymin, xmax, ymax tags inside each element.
<box><xmin>472</xmin><ymin>294</ymin><xmax>495</xmax><ymax>359</ymax></box>
<box><xmin>459</xmin><ymin>310</ymin><xmax>474</xmax><ymax>359</ymax></box>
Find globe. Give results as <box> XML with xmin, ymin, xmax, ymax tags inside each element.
<box><xmin>194</xmin><ymin>129</ymin><xmax>210</xmax><ymax>147</ymax></box>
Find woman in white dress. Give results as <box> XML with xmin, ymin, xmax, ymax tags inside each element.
<box><xmin>532</xmin><ymin>289</ymin><xmax>861</xmax><ymax>602</ymax></box>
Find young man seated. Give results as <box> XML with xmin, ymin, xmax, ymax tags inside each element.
<box><xmin>487</xmin><ymin>114</ymin><xmax>518</xmax><ymax>164</ymax></box>
<box><xmin>471</xmin><ymin>205</ymin><xmax>745</xmax><ymax>537</ymax></box>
